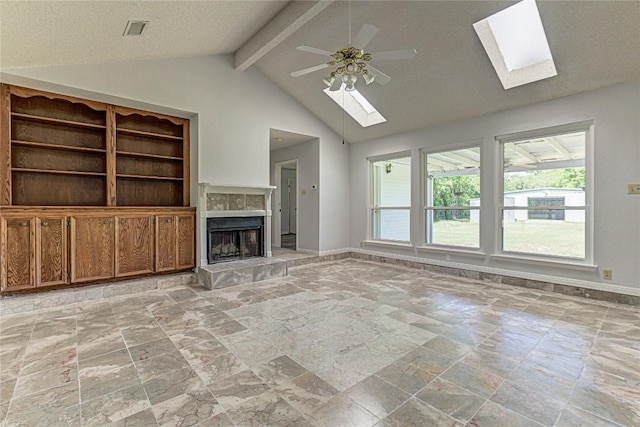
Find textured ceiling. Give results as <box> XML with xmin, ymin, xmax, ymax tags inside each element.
<box><xmin>0</xmin><ymin>0</ymin><xmax>288</xmax><ymax>68</ymax></box>
<box><xmin>1</xmin><ymin>1</ymin><xmax>639</xmax><ymax>145</ymax></box>
<box><xmin>255</xmin><ymin>1</ymin><xmax>640</xmax><ymax>142</ymax></box>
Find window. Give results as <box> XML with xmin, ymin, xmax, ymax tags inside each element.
<box><xmin>424</xmin><ymin>147</ymin><xmax>481</xmax><ymax>248</ymax></box>
<box><xmin>370</xmin><ymin>155</ymin><xmax>411</xmax><ymax>242</ymax></box>
<box><xmin>500</xmin><ymin>126</ymin><xmax>588</xmax><ymax>259</ymax></box>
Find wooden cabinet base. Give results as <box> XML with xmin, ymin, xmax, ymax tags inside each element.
<box><xmin>0</xmin><ymin>206</ymin><xmax>195</xmax><ymax>295</ymax></box>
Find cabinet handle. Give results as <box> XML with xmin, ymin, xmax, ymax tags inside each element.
<box><xmin>42</xmin><ymin>221</ymin><xmax>49</xmax><ymax>227</ymax></box>
<box><xmin>103</xmin><ymin>219</ymin><xmax>112</xmax><ymax>225</ymax></box>
<box><xmin>119</xmin><ymin>219</ymin><xmax>126</xmax><ymax>224</ymax></box>
<box><xmin>20</xmin><ymin>222</ymin><xmax>28</xmax><ymax>227</ymax></box>
<box><xmin>166</xmin><ymin>218</ymin><xmax>172</xmax><ymax>223</ymax></box>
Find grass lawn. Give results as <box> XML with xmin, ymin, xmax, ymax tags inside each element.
<box><xmin>432</xmin><ymin>220</ymin><xmax>585</xmax><ymax>258</ymax></box>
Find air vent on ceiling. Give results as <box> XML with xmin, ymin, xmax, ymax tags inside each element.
<box><xmin>123</xmin><ymin>20</ymin><xmax>148</xmax><ymax>37</ymax></box>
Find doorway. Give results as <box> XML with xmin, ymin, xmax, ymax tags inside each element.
<box><xmin>275</xmin><ymin>159</ymin><xmax>298</xmax><ymax>251</ymax></box>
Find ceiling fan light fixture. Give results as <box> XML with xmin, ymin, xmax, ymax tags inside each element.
<box><xmin>343</xmin><ymin>74</ymin><xmax>357</xmax><ymax>91</ymax></box>
<box><xmin>363</xmin><ymin>71</ymin><xmax>376</xmax><ymax>85</ymax></box>
<box><xmin>323</xmin><ymin>73</ymin><xmax>336</xmax><ymax>87</ymax></box>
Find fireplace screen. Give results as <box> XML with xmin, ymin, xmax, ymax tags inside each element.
<box><xmin>207</xmin><ymin>217</ymin><xmax>264</xmax><ymax>263</ymax></box>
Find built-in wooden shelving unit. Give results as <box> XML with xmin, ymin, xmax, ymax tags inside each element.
<box><xmin>0</xmin><ymin>84</ymin><xmax>195</xmax><ymax>294</ymax></box>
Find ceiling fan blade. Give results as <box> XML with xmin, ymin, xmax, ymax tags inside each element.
<box><xmin>352</xmin><ymin>24</ymin><xmax>379</xmax><ymax>49</ymax></box>
<box><xmin>296</xmin><ymin>45</ymin><xmax>334</xmax><ymax>57</ymax></box>
<box><xmin>370</xmin><ymin>49</ymin><xmax>417</xmax><ymax>61</ymax></box>
<box><xmin>366</xmin><ymin>64</ymin><xmax>391</xmax><ymax>85</ymax></box>
<box><xmin>329</xmin><ymin>77</ymin><xmax>342</xmax><ymax>91</ymax></box>
<box><xmin>290</xmin><ymin>63</ymin><xmax>330</xmax><ymax>77</ymax></box>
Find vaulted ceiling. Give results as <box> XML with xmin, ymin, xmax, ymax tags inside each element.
<box><xmin>2</xmin><ymin>1</ymin><xmax>639</xmax><ymax>144</ymax></box>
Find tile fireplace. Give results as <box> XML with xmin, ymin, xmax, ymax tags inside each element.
<box><xmin>198</xmin><ymin>183</ymin><xmax>275</xmax><ymax>266</ymax></box>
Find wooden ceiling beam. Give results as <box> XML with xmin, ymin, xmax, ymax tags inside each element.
<box><xmin>234</xmin><ymin>1</ymin><xmax>334</xmax><ymax>71</ymax></box>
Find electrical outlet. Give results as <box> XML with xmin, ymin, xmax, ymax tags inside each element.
<box><xmin>628</xmin><ymin>184</ymin><xmax>640</xmax><ymax>194</ymax></box>
<box><xmin>602</xmin><ymin>269</ymin><xmax>612</xmax><ymax>280</ymax></box>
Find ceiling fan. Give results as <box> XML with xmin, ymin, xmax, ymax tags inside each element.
<box><xmin>290</xmin><ymin>22</ymin><xmax>417</xmax><ymax>92</ymax></box>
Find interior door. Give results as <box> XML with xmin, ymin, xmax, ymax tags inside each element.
<box><xmin>288</xmin><ymin>178</ymin><xmax>297</xmax><ymax>234</ymax></box>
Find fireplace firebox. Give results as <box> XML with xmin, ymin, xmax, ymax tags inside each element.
<box><xmin>207</xmin><ymin>217</ymin><xmax>264</xmax><ymax>264</ymax></box>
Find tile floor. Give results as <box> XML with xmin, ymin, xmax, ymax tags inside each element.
<box><xmin>0</xmin><ymin>259</ymin><xmax>638</xmax><ymax>426</ymax></box>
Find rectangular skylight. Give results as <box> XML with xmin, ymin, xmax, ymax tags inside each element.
<box><xmin>473</xmin><ymin>0</ymin><xmax>557</xmax><ymax>89</ymax></box>
<box><xmin>324</xmin><ymin>85</ymin><xmax>387</xmax><ymax>127</ymax></box>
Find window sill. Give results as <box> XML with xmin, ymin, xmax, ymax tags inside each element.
<box><xmin>361</xmin><ymin>240</ymin><xmax>413</xmax><ymax>250</ymax></box>
<box><xmin>490</xmin><ymin>254</ymin><xmax>598</xmax><ymax>272</ymax></box>
<box><xmin>415</xmin><ymin>245</ymin><xmax>487</xmax><ymax>258</ymax></box>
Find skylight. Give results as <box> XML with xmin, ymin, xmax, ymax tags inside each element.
<box><xmin>473</xmin><ymin>0</ymin><xmax>557</xmax><ymax>89</ymax></box>
<box><xmin>324</xmin><ymin>85</ymin><xmax>387</xmax><ymax>128</ymax></box>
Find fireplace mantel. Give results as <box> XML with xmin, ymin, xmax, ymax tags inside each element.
<box><xmin>198</xmin><ymin>183</ymin><xmax>276</xmax><ymax>266</ymax></box>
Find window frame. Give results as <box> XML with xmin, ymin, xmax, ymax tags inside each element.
<box><xmin>496</xmin><ymin>121</ymin><xmax>594</xmax><ymax>263</ymax></box>
<box><xmin>421</xmin><ymin>143</ymin><xmax>483</xmax><ymax>250</ymax></box>
<box><xmin>368</xmin><ymin>151</ymin><xmax>412</xmax><ymax>243</ymax></box>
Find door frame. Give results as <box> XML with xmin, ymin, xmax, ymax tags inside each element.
<box><xmin>273</xmin><ymin>159</ymin><xmax>299</xmax><ymax>250</ymax></box>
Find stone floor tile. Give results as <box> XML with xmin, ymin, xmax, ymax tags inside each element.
<box><xmin>382</xmin><ymin>397</ymin><xmax>462</xmax><ymax>427</ymax></box>
<box><xmin>252</xmin><ymin>355</ymin><xmax>308</xmax><ymax>387</ymax></box>
<box><xmin>81</xmin><ymin>383</ymin><xmax>150</xmax><ymax>427</ymax></box>
<box><xmin>274</xmin><ymin>371</ymin><xmax>339</xmax><ymax>415</ymax></box>
<box><xmin>343</xmin><ymin>375</ymin><xmax>410</xmax><ymax>420</ymax></box>
<box><xmin>569</xmin><ymin>384</ymin><xmax>640</xmax><ymax>426</ymax></box>
<box><xmin>120</xmin><ymin>323</ymin><xmax>168</xmax><ymax>347</ymax></box>
<box><xmin>422</xmin><ymin>335</ymin><xmax>473</xmax><ymax>359</ymax></box>
<box><xmin>375</xmin><ymin>359</ymin><xmax>436</xmax><ymax>395</ymax></box>
<box><xmin>151</xmin><ymin>387</ymin><xmax>224</xmax><ymax>426</ymax></box>
<box><xmin>467</xmin><ymin>401</ymin><xmax>544</xmax><ymax>427</ymax></box>
<box><xmin>440</xmin><ymin>361</ymin><xmax>503</xmax><ymax>399</ymax></box>
<box><xmin>556</xmin><ymin>405</ymin><xmax>622</xmax><ymax>427</ymax></box>
<box><xmin>415</xmin><ymin>378</ymin><xmax>485</xmax><ymax>423</ymax></box>
<box><xmin>226</xmin><ymin>390</ymin><xmax>305</xmax><ymax>426</ymax></box>
<box><xmin>110</xmin><ymin>408</ymin><xmax>159</xmax><ymax>427</ymax></box>
<box><xmin>312</xmin><ymin>393</ymin><xmax>380</xmax><ymax>427</ymax></box>
<box><xmin>491</xmin><ymin>379</ymin><xmax>565</xmax><ymax>426</ymax></box>
<box><xmin>129</xmin><ymin>337</ymin><xmax>179</xmax><ymax>363</ymax></box>
<box><xmin>13</xmin><ymin>364</ymin><xmax>77</xmax><ymax>398</ymax></box>
<box><xmin>4</xmin><ymin>381</ymin><xmax>80</xmax><ymax>427</ymax></box>
<box><xmin>207</xmin><ymin>369</ymin><xmax>271</xmax><ymax>409</ymax></box>
<box><xmin>0</xmin><ymin>379</ymin><xmax>16</xmax><ymax>404</ymax></box>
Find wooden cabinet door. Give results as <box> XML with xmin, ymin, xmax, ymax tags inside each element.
<box><xmin>0</xmin><ymin>217</ymin><xmax>35</xmax><ymax>291</ymax></box>
<box><xmin>176</xmin><ymin>214</ymin><xmax>195</xmax><ymax>269</ymax></box>
<box><xmin>115</xmin><ymin>215</ymin><xmax>153</xmax><ymax>277</ymax></box>
<box><xmin>37</xmin><ymin>217</ymin><xmax>68</xmax><ymax>287</ymax></box>
<box><xmin>155</xmin><ymin>215</ymin><xmax>176</xmax><ymax>272</ymax></box>
<box><xmin>70</xmin><ymin>216</ymin><xmax>115</xmax><ymax>282</ymax></box>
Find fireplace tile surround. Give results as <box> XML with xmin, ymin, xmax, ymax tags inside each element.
<box><xmin>199</xmin><ymin>183</ymin><xmax>275</xmax><ymax>267</ymax></box>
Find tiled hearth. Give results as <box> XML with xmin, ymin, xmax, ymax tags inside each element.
<box><xmin>198</xmin><ymin>257</ymin><xmax>287</xmax><ymax>290</ymax></box>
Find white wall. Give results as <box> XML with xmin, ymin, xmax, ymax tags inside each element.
<box><xmin>271</xmin><ymin>140</ymin><xmax>320</xmax><ymax>253</ymax></box>
<box><xmin>350</xmin><ymin>81</ymin><xmax>640</xmax><ymax>291</ymax></box>
<box><xmin>319</xmin><ymin>135</ymin><xmax>351</xmax><ymax>252</ymax></box>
